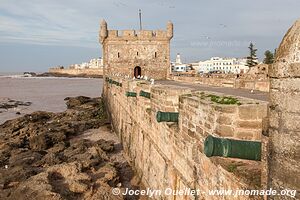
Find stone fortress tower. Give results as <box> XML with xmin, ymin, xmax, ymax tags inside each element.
<box><xmin>99</xmin><ymin>20</ymin><xmax>173</xmax><ymax>80</ymax></box>
<box><xmin>268</xmin><ymin>19</ymin><xmax>300</xmax><ymax>199</ymax></box>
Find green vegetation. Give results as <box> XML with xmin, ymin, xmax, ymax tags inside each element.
<box><xmin>227</xmin><ymin>164</ymin><xmax>238</xmax><ymax>173</ymax></box>
<box><xmin>246</xmin><ymin>42</ymin><xmax>258</xmax><ymax>68</ymax></box>
<box><xmin>95</xmin><ymin>98</ymin><xmax>107</xmax><ymax>120</ymax></box>
<box><xmin>263</xmin><ymin>50</ymin><xmax>274</xmax><ymax>64</ymax></box>
<box><xmin>207</xmin><ymin>94</ymin><xmax>241</xmax><ymax>105</ymax></box>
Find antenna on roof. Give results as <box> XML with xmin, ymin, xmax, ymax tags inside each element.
<box><xmin>139</xmin><ymin>9</ymin><xmax>142</xmax><ymax>30</ymax></box>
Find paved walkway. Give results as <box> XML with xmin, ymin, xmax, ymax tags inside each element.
<box><xmin>157</xmin><ymin>80</ymin><xmax>269</xmax><ymax>102</ymax></box>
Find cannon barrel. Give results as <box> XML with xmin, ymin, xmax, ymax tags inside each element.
<box><xmin>125</xmin><ymin>92</ymin><xmax>137</xmax><ymax>97</ymax></box>
<box><xmin>156</xmin><ymin>111</ymin><xmax>179</xmax><ymax>122</ymax></box>
<box><xmin>139</xmin><ymin>90</ymin><xmax>151</xmax><ymax>99</ymax></box>
<box><xmin>204</xmin><ymin>135</ymin><xmax>261</xmax><ymax>161</ymax></box>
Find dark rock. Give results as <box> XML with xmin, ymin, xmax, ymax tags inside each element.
<box><xmin>36</xmin><ymin>72</ymin><xmax>103</xmax><ymax>79</ymax></box>
<box><xmin>97</xmin><ymin>139</ymin><xmax>115</xmax><ymax>152</ymax></box>
<box><xmin>0</xmin><ymin>96</ymin><xmax>135</xmax><ymax>199</ymax></box>
<box><xmin>26</xmin><ymin>111</ymin><xmax>52</xmax><ymax>122</ymax></box>
<box><xmin>64</xmin><ymin>96</ymin><xmax>92</xmax><ymax>109</ymax></box>
<box><xmin>8</xmin><ymin>150</ymin><xmax>44</xmax><ymax>167</ymax></box>
<box><xmin>0</xmin><ymin>99</ymin><xmax>32</xmax><ymax>110</ymax></box>
<box><xmin>29</xmin><ymin>134</ymin><xmax>51</xmax><ymax>151</ymax></box>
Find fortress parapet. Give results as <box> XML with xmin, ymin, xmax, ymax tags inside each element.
<box><xmin>102</xmin><ymin>29</ymin><xmax>172</xmax><ymax>40</ymax></box>
<box><xmin>99</xmin><ymin>19</ymin><xmax>173</xmax><ymax>91</ymax></box>
<box><xmin>100</xmin><ymin>20</ymin><xmax>173</xmax><ymax>43</ymax></box>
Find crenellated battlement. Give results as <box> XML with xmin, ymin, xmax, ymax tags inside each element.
<box><xmin>100</xmin><ymin>20</ymin><xmax>173</xmax><ymax>43</ymax></box>
<box><xmin>106</xmin><ymin>29</ymin><xmax>169</xmax><ymax>39</ymax></box>
<box><xmin>99</xmin><ymin>19</ymin><xmax>173</xmax><ymax>80</ymax></box>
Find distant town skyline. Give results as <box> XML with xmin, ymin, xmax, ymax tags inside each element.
<box><xmin>0</xmin><ymin>0</ymin><xmax>300</xmax><ymax>72</ymax></box>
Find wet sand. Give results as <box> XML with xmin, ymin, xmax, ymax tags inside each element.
<box><xmin>0</xmin><ymin>76</ymin><xmax>103</xmax><ymax>124</ymax></box>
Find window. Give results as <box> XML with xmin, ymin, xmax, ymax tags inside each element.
<box><xmin>155</xmin><ymin>52</ymin><xmax>157</xmax><ymax>58</ymax></box>
<box><xmin>117</xmin><ymin>52</ymin><xmax>120</xmax><ymax>58</ymax></box>
<box><xmin>137</xmin><ymin>52</ymin><xmax>139</xmax><ymax>56</ymax></box>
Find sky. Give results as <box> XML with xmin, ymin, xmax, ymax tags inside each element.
<box><xmin>0</xmin><ymin>0</ymin><xmax>300</xmax><ymax>72</ymax></box>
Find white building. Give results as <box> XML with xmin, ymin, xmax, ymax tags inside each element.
<box><xmin>71</xmin><ymin>58</ymin><xmax>103</xmax><ymax>69</ymax></box>
<box><xmin>175</xmin><ymin>53</ymin><xmax>182</xmax><ymax>65</ymax></box>
<box><xmin>172</xmin><ymin>53</ymin><xmax>189</xmax><ymax>72</ymax></box>
<box><xmin>198</xmin><ymin>57</ymin><xmax>249</xmax><ymax>74</ymax></box>
<box><xmin>88</xmin><ymin>58</ymin><xmax>103</xmax><ymax>69</ymax></box>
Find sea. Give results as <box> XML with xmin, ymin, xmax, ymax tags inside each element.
<box><xmin>0</xmin><ymin>72</ymin><xmax>103</xmax><ymax>124</ymax></box>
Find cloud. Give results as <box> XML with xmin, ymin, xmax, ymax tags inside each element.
<box><xmin>0</xmin><ymin>0</ymin><xmax>300</xmax><ymax>69</ymax></box>
<box><xmin>0</xmin><ymin>0</ymin><xmax>105</xmax><ymax>47</ymax></box>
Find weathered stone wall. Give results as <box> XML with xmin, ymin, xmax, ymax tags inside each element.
<box><xmin>49</xmin><ymin>68</ymin><xmax>103</xmax><ymax>76</ymax></box>
<box><xmin>105</xmin><ymin>77</ymin><xmax>268</xmax><ymax>199</ymax></box>
<box><xmin>170</xmin><ymin>75</ymin><xmax>270</xmax><ymax>92</ymax></box>
<box><xmin>268</xmin><ymin>19</ymin><xmax>300</xmax><ymax>199</ymax></box>
<box><xmin>99</xmin><ymin>20</ymin><xmax>173</xmax><ymax>80</ymax></box>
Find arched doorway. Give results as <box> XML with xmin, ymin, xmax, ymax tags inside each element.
<box><xmin>134</xmin><ymin>66</ymin><xmax>141</xmax><ymax>78</ymax></box>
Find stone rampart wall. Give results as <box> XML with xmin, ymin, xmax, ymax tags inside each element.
<box><xmin>268</xmin><ymin>19</ymin><xmax>300</xmax><ymax>199</ymax></box>
<box><xmin>49</xmin><ymin>68</ymin><xmax>103</xmax><ymax>76</ymax></box>
<box><xmin>105</xmin><ymin>77</ymin><xmax>269</xmax><ymax>199</ymax></box>
<box><xmin>170</xmin><ymin>76</ymin><xmax>270</xmax><ymax>92</ymax></box>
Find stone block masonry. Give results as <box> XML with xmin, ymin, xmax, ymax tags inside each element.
<box><xmin>98</xmin><ymin>16</ymin><xmax>300</xmax><ymax>199</ymax></box>
<box><xmin>99</xmin><ymin>20</ymin><xmax>173</xmax><ymax>80</ymax></box>
<box><xmin>49</xmin><ymin>68</ymin><xmax>103</xmax><ymax>77</ymax></box>
<box><xmin>105</xmin><ymin>76</ymin><xmax>268</xmax><ymax>199</ymax></box>
<box><xmin>170</xmin><ymin>75</ymin><xmax>270</xmax><ymax>92</ymax></box>
<box><xmin>268</xmin><ymin>19</ymin><xmax>300</xmax><ymax>199</ymax></box>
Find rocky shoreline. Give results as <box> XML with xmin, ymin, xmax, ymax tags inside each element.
<box><xmin>0</xmin><ymin>96</ymin><xmax>139</xmax><ymax>200</ymax></box>
<box><xmin>0</xmin><ymin>99</ymin><xmax>32</xmax><ymax>114</ymax></box>
<box><xmin>37</xmin><ymin>72</ymin><xmax>103</xmax><ymax>79</ymax></box>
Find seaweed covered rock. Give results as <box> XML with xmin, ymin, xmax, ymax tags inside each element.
<box><xmin>0</xmin><ymin>96</ymin><xmax>138</xmax><ymax>200</ymax></box>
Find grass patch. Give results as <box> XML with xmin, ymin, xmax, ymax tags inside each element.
<box><xmin>227</xmin><ymin>164</ymin><xmax>238</xmax><ymax>172</ymax></box>
<box><xmin>207</xmin><ymin>94</ymin><xmax>241</xmax><ymax>105</ymax></box>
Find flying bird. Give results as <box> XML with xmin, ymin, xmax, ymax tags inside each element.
<box><xmin>219</xmin><ymin>23</ymin><xmax>227</xmax><ymax>28</ymax></box>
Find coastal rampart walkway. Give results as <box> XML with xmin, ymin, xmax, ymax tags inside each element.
<box><xmin>157</xmin><ymin>80</ymin><xmax>268</xmax><ymax>102</ymax></box>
